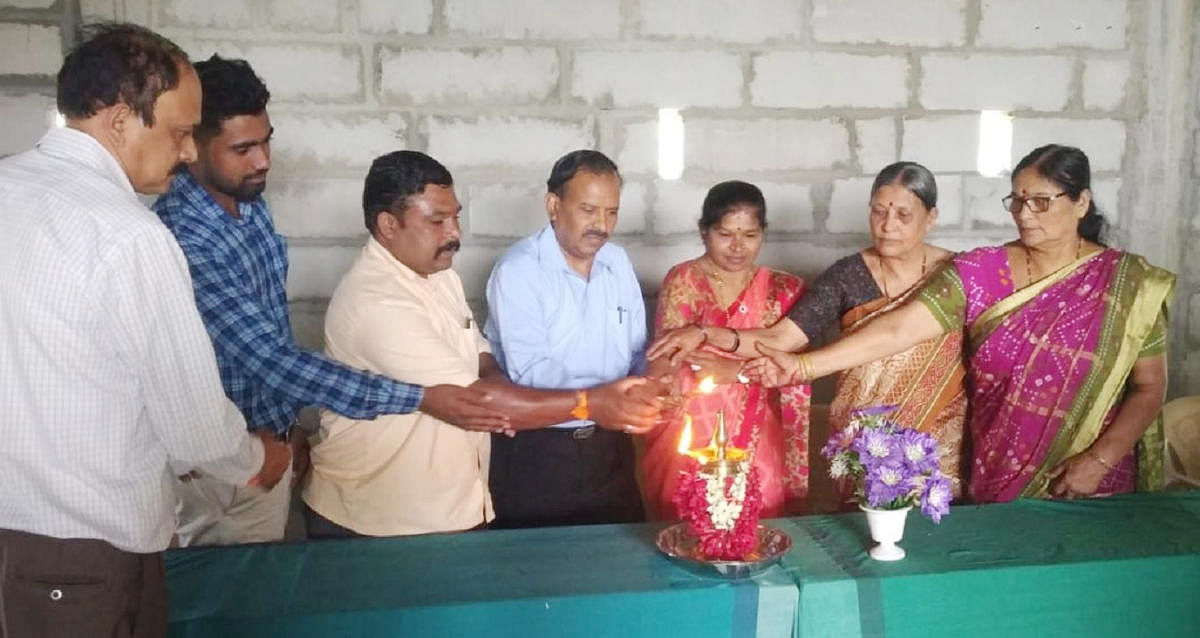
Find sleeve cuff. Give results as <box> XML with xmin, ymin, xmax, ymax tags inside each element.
<box><xmin>382</xmin><ymin>380</ymin><xmax>425</xmax><ymax>414</ymax></box>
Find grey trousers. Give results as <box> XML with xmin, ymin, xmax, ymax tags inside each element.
<box><xmin>173</xmin><ymin>464</ymin><xmax>293</xmax><ymax>546</ymax></box>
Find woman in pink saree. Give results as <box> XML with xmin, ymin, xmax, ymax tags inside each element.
<box><xmin>641</xmin><ymin>181</ymin><xmax>810</xmax><ymax>519</ymax></box>
<box><xmin>747</xmin><ymin>145</ymin><xmax>1173</xmax><ymax>502</ymax></box>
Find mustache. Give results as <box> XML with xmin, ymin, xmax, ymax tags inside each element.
<box><xmin>584</xmin><ymin>229</ymin><xmax>609</xmax><ymax>240</ymax></box>
<box><xmin>436</xmin><ymin>240</ymin><xmax>461</xmax><ymax>256</ymax></box>
<box><xmin>242</xmin><ymin>170</ymin><xmax>268</xmax><ymax>184</ymax></box>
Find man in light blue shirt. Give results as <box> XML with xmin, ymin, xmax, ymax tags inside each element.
<box><xmin>485</xmin><ymin>150</ymin><xmax>654</xmax><ymax>528</ymax></box>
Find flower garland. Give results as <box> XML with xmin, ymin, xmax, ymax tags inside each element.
<box><xmin>671</xmin><ymin>460</ymin><xmax>764</xmax><ymax>561</ymax></box>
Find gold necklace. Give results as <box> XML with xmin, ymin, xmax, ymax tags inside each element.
<box><xmin>1024</xmin><ymin>236</ymin><xmax>1082</xmax><ymax>286</ymax></box>
<box><xmin>704</xmin><ymin>258</ymin><xmax>750</xmax><ymax>311</ymax></box>
<box><xmin>877</xmin><ymin>248</ymin><xmax>927</xmax><ymax>300</ymax></box>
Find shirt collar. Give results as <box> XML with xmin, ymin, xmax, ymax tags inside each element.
<box><xmin>166</xmin><ymin>169</ymin><xmax>264</xmax><ymax>226</ymax></box>
<box><xmin>36</xmin><ymin>127</ymin><xmax>136</xmax><ymax>199</ymax></box>
<box><xmin>534</xmin><ymin>224</ymin><xmax>615</xmax><ymax>277</ymax></box>
<box><xmin>365</xmin><ymin>235</ymin><xmax>432</xmax><ymax>285</ymax></box>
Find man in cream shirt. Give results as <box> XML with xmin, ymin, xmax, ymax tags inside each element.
<box><xmin>302</xmin><ymin>151</ymin><xmax>663</xmax><ymax>537</ymax></box>
<box><xmin>302</xmin><ymin>151</ymin><xmax>491</xmax><ymax>535</ymax></box>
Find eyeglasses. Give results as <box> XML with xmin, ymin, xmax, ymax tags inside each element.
<box><xmin>1001</xmin><ymin>192</ymin><xmax>1068</xmax><ymax>215</ymax></box>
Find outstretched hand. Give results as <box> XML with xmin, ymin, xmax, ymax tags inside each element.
<box><xmin>684</xmin><ymin>350</ymin><xmax>745</xmax><ymax>385</ymax></box>
<box><xmin>421</xmin><ymin>384</ymin><xmax>514</xmax><ymax>436</ymax></box>
<box><xmin>646</xmin><ymin>326</ymin><xmax>707</xmax><ymax>366</ymax></box>
<box><xmin>741</xmin><ymin>342</ymin><xmax>803</xmax><ymax>388</ymax></box>
<box><xmin>591</xmin><ymin>377</ymin><xmax>665</xmax><ymax>435</ymax></box>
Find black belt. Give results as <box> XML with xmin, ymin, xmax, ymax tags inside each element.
<box><xmin>554</xmin><ymin>425</ymin><xmax>595</xmax><ymax>440</ymax></box>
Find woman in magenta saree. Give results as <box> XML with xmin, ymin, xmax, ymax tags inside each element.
<box><xmin>641</xmin><ymin>181</ymin><xmax>810</xmax><ymax>519</ymax></box>
<box><xmin>918</xmin><ymin>243</ymin><xmax>1169</xmax><ymax>500</ymax></box>
<box><xmin>747</xmin><ymin>145</ymin><xmax>1173</xmax><ymax>502</ymax></box>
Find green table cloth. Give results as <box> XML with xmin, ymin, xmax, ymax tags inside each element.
<box><xmin>776</xmin><ymin>490</ymin><xmax>1200</xmax><ymax>637</ymax></box>
<box><xmin>166</xmin><ymin>523</ymin><xmax>797</xmax><ymax>637</ymax></box>
<box><xmin>166</xmin><ymin>491</ymin><xmax>1200</xmax><ymax>637</ymax></box>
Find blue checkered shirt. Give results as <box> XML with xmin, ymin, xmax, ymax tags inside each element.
<box><xmin>153</xmin><ymin>171</ymin><xmax>423</xmax><ymax>435</ymax></box>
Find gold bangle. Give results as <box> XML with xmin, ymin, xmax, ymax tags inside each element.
<box><xmin>793</xmin><ymin>353</ymin><xmax>815</xmax><ymax>384</ymax></box>
<box><xmin>1086</xmin><ymin>448</ymin><xmax>1116</xmax><ymax>471</ymax></box>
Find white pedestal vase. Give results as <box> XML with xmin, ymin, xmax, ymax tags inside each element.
<box><xmin>860</xmin><ymin>504</ymin><xmax>911</xmax><ymax>561</ymax></box>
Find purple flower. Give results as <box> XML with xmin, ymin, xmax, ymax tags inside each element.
<box><xmin>897</xmin><ymin>429</ymin><xmax>939</xmax><ymax>474</ymax></box>
<box><xmin>820</xmin><ymin>436</ymin><xmax>842</xmax><ymax>460</ymax></box>
<box><xmin>920</xmin><ymin>473</ymin><xmax>953</xmax><ymax>524</ymax></box>
<box><xmin>822</xmin><ymin>421</ymin><xmax>862</xmax><ymax>459</ymax></box>
<box><xmin>851</xmin><ymin>405</ymin><xmax>898</xmax><ymax>418</ymax></box>
<box><xmin>826</xmin><ymin>405</ymin><xmax>954</xmax><ymax>523</ymax></box>
<box><xmin>863</xmin><ymin>463</ymin><xmax>914</xmax><ymax>508</ymax></box>
<box><xmin>852</xmin><ymin>427</ymin><xmax>901</xmax><ymax>470</ymax></box>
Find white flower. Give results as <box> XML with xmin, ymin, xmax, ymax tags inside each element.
<box><xmin>699</xmin><ymin>463</ymin><xmax>750</xmax><ymax>531</ymax></box>
<box><xmin>880</xmin><ymin>466</ymin><xmax>902</xmax><ymax>486</ymax></box>
<box><xmin>867</xmin><ymin>438</ymin><xmax>891</xmax><ymax>458</ymax></box>
<box><xmin>926</xmin><ymin>484</ymin><xmax>948</xmax><ymax>508</ymax></box>
<box><xmin>708</xmin><ymin>500</ymin><xmax>741</xmax><ymax>530</ymax></box>
<box><xmin>829</xmin><ymin>455</ymin><xmax>849</xmax><ymax>479</ymax></box>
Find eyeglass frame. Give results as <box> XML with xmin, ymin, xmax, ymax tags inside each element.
<box><xmin>1001</xmin><ymin>192</ymin><xmax>1069</xmax><ymax>215</ymax></box>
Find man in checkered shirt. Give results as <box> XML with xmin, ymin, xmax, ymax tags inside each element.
<box><xmin>153</xmin><ymin>56</ymin><xmax>508</xmax><ymax>546</ymax></box>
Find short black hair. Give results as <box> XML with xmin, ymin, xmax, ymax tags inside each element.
<box><xmin>871</xmin><ymin>161</ymin><xmax>938</xmax><ymax>211</ymax></box>
<box><xmin>546</xmin><ymin>150</ymin><xmax>620</xmax><ymax>198</ymax></box>
<box><xmin>1013</xmin><ymin>144</ymin><xmax>1107</xmax><ymax>245</ymax></box>
<box><xmin>699</xmin><ymin>180</ymin><xmax>767</xmax><ymax>232</ymax></box>
<box><xmin>57</xmin><ymin>22</ymin><xmax>189</xmax><ymax>126</ymax></box>
<box><xmin>362</xmin><ymin>151</ymin><xmax>454</xmax><ymax>233</ymax></box>
<box><xmin>193</xmin><ymin>55</ymin><xmax>270</xmax><ymax>138</ymax></box>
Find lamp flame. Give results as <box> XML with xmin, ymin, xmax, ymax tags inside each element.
<box><xmin>677</xmin><ymin>415</ymin><xmax>693</xmax><ymax>454</ymax></box>
<box><xmin>696</xmin><ymin>376</ymin><xmax>717</xmax><ymax>394</ymax></box>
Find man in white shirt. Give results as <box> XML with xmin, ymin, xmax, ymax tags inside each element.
<box><xmin>302</xmin><ymin>151</ymin><xmax>662</xmax><ymax>538</ymax></box>
<box><xmin>0</xmin><ymin>24</ymin><xmax>288</xmax><ymax>638</ymax></box>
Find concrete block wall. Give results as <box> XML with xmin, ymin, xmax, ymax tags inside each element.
<box><xmin>0</xmin><ymin>0</ymin><xmax>1195</xmax><ymax>396</ymax></box>
<box><xmin>1183</xmin><ymin>2</ymin><xmax>1200</xmax><ymax>398</ymax></box>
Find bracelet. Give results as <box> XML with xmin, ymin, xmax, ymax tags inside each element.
<box><xmin>1086</xmin><ymin>448</ymin><xmax>1116</xmax><ymax>471</ymax></box>
<box><xmin>793</xmin><ymin>353</ymin><xmax>815</xmax><ymax>384</ymax></box>
<box><xmin>723</xmin><ymin>328</ymin><xmax>740</xmax><ymax>353</ymax></box>
<box><xmin>569</xmin><ymin>389</ymin><xmax>589</xmax><ymax>420</ymax></box>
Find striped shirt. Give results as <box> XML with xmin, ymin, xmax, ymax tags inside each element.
<box><xmin>153</xmin><ymin>172</ymin><xmax>424</xmax><ymax>435</ymax></box>
<box><xmin>0</xmin><ymin>128</ymin><xmax>263</xmax><ymax>553</ymax></box>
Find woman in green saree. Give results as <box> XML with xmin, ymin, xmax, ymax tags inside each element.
<box><xmin>746</xmin><ymin>144</ymin><xmax>1174</xmax><ymax>502</ymax></box>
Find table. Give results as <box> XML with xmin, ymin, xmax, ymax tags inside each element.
<box><xmin>166</xmin><ymin>491</ymin><xmax>1200</xmax><ymax>637</ymax></box>
<box><xmin>165</xmin><ymin>522</ymin><xmax>797</xmax><ymax>637</ymax></box>
<box><xmin>775</xmin><ymin>490</ymin><xmax>1200</xmax><ymax>637</ymax></box>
